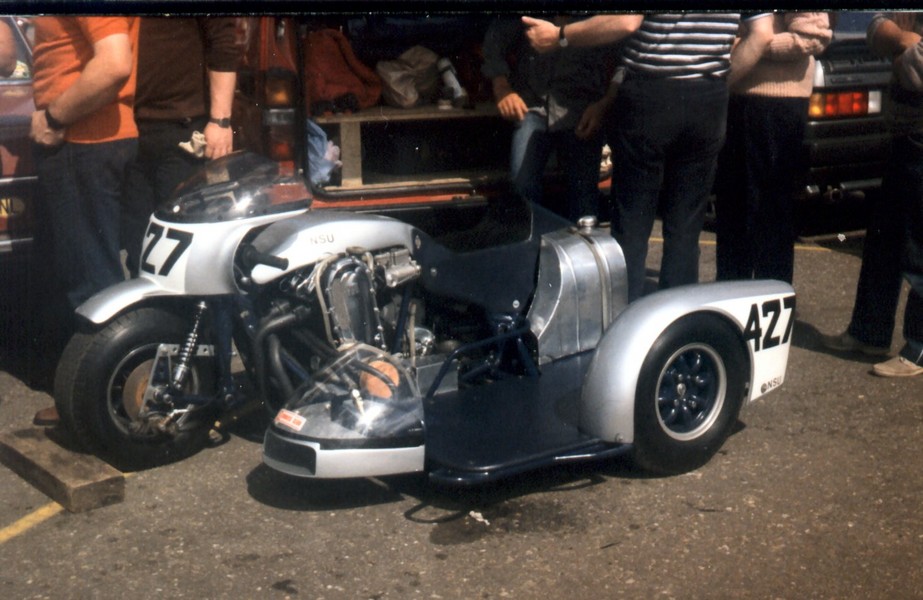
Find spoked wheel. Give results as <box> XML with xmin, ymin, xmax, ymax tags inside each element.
<box><xmin>54</xmin><ymin>307</ymin><xmax>217</xmax><ymax>470</ymax></box>
<box><xmin>632</xmin><ymin>314</ymin><xmax>747</xmax><ymax>475</ymax></box>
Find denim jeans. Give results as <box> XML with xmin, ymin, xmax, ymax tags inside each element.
<box><xmin>608</xmin><ymin>76</ymin><xmax>729</xmax><ymax>301</ymax></box>
<box><xmin>902</xmin><ymin>274</ymin><xmax>923</xmax><ymax>365</ymax></box>
<box><xmin>34</xmin><ymin>138</ymin><xmax>137</xmax><ymax>310</ymax></box>
<box><xmin>847</xmin><ymin>133</ymin><xmax>923</xmax><ymax>350</ymax></box>
<box><xmin>510</xmin><ymin>110</ymin><xmax>603</xmax><ymax>223</ymax></box>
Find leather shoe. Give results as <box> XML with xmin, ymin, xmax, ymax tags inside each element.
<box><xmin>820</xmin><ymin>331</ymin><xmax>890</xmax><ymax>356</ymax></box>
<box><xmin>33</xmin><ymin>405</ymin><xmax>59</xmax><ymax>427</ymax></box>
<box><xmin>872</xmin><ymin>356</ymin><xmax>923</xmax><ymax>378</ymax></box>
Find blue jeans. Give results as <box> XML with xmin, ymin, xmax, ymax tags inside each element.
<box><xmin>35</xmin><ymin>138</ymin><xmax>137</xmax><ymax>310</ymax></box>
<box><xmin>847</xmin><ymin>133</ymin><xmax>923</xmax><ymax>353</ymax></box>
<box><xmin>608</xmin><ymin>76</ymin><xmax>729</xmax><ymax>301</ymax></box>
<box><xmin>903</xmin><ymin>274</ymin><xmax>923</xmax><ymax>365</ymax></box>
<box><xmin>510</xmin><ymin>110</ymin><xmax>602</xmax><ymax>222</ymax></box>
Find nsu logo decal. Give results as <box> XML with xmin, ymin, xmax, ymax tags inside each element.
<box><xmin>760</xmin><ymin>376</ymin><xmax>784</xmax><ymax>395</ymax></box>
<box><xmin>308</xmin><ymin>232</ymin><xmax>335</xmax><ymax>245</ymax></box>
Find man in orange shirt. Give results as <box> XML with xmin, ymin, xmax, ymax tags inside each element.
<box><xmin>31</xmin><ymin>16</ymin><xmax>138</xmax><ymax>307</ymax></box>
<box><xmin>29</xmin><ymin>17</ymin><xmax>138</xmax><ymax>419</ymax></box>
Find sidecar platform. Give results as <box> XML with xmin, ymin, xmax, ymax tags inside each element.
<box><xmin>421</xmin><ymin>352</ymin><xmax>629</xmax><ymax>486</ymax></box>
<box><xmin>263</xmin><ymin>350</ymin><xmax>630</xmax><ymax>485</ymax></box>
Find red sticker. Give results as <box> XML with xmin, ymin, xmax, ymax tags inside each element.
<box><xmin>274</xmin><ymin>409</ymin><xmax>306</xmax><ymax>432</ymax></box>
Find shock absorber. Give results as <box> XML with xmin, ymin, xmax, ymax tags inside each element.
<box><xmin>173</xmin><ymin>301</ymin><xmax>208</xmax><ymax>389</ymax></box>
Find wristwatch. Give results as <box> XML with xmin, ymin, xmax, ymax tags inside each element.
<box><xmin>558</xmin><ymin>25</ymin><xmax>569</xmax><ymax>48</ymax></box>
<box><xmin>45</xmin><ymin>108</ymin><xmax>66</xmax><ymax>130</ymax></box>
<box><xmin>209</xmin><ymin>117</ymin><xmax>232</xmax><ymax>128</ymax></box>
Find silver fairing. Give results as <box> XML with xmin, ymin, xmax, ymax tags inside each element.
<box><xmin>249</xmin><ymin>211</ymin><xmax>418</xmax><ymax>284</ymax></box>
<box><xmin>528</xmin><ymin>227</ymin><xmax>628</xmax><ymax>363</ymax></box>
<box><xmin>135</xmin><ymin>152</ymin><xmax>311</xmax><ymax>295</ymax></box>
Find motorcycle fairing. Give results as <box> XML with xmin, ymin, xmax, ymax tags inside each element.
<box><xmin>579</xmin><ymin>279</ymin><xmax>795</xmax><ymax>445</ymax></box>
<box><xmin>263</xmin><ymin>343</ymin><xmax>427</xmax><ymax>478</ymax></box>
<box><xmin>249</xmin><ymin>211</ymin><xmax>418</xmax><ymax>285</ymax></box>
<box><xmin>77</xmin><ymin>152</ymin><xmax>311</xmax><ymax>324</ymax></box>
<box><xmin>75</xmin><ymin>211</ymin><xmax>306</xmax><ymax>325</ymax></box>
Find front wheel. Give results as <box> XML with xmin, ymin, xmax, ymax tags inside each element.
<box><xmin>54</xmin><ymin>307</ymin><xmax>217</xmax><ymax>470</ymax></box>
<box><xmin>631</xmin><ymin>314</ymin><xmax>747</xmax><ymax>475</ymax></box>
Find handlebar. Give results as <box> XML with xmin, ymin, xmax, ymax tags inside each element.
<box><xmin>240</xmin><ymin>244</ymin><xmax>289</xmax><ymax>272</ymax></box>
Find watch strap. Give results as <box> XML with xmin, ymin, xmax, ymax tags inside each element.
<box><xmin>208</xmin><ymin>117</ymin><xmax>232</xmax><ymax>128</ymax></box>
<box><xmin>45</xmin><ymin>108</ymin><xmax>66</xmax><ymax>130</ymax></box>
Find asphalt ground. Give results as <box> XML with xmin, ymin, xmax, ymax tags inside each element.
<box><xmin>1</xmin><ymin>220</ymin><xmax>921</xmax><ymax>599</ymax></box>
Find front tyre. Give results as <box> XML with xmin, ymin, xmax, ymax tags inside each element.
<box><xmin>631</xmin><ymin>314</ymin><xmax>747</xmax><ymax>475</ymax></box>
<box><xmin>54</xmin><ymin>307</ymin><xmax>216</xmax><ymax>470</ymax></box>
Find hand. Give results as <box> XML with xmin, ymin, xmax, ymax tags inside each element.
<box><xmin>522</xmin><ymin>16</ymin><xmax>560</xmax><ymax>54</ymax></box>
<box><xmin>203</xmin><ymin>121</ymin><xmax>233</xmax><ymax>160</ymax></box>
<box><xmin>895</xmin><ymin>42</ymin><xmax>923</xmax><ymax>93</ymax></box>
<box><xmin>30</xmin><ymin>110</ymin><xmax>65</xmax><ymax>147</ymax></box>
<box><xmin>496</xmin><ymin>91</ymin><xmax>529</xmax><ymax>122</ymax></box>
<box><xmin>575</xmin><ymin>101</ymin><xmax>608</xmax><ymax>140</ymax></box>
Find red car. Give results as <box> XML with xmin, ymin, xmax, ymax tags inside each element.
<box><xmin>0</xmin><ymin>15</ymin><xmax>34</xmax><ymax>368</ymax></box>
<box><xmin>0</xmin><ymin>15</ymin><xmax>34</xmax><ymax>265</ymax></box>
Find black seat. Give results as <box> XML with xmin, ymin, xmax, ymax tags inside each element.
<box><xmin>415</xmin><ymin>195</ymin><xmax>567</xmax><ymax>316</ymax></box>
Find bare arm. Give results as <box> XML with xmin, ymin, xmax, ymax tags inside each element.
<box><xmin>870</xmin><ymin>14</ymin><xmax>923</xmax><ymax>92</ymax></box>
<box><xmin>869</xmin><ymin>16</ymin><xmax>921</xmax><ymax>58</ymax></box>
<box><xmin>31</xmin><ymin>32</ymin><xmax>132</xmax><ymax>146</ymax></box>
<box><xmin>491</xmin><ymin>75</ymin><xmax>528</xmax><ymax>122</ymax></box>
<box><xmin>0</xmin><ymin>21</ymin><xmax>17</xmax><ymax>77</ymax></box>
<box><xmin>46</xmin><ymin>32</ymin><xmax>132</xmax><ymax>126</ymax></box>
<box><xmin>522</xmin><ymin>15</ymin><xmax>643</xmax><ymax>53</ymax></box>
<box><xmin>727</xmin><ymin>15</ymin><xmax>775</xmax><ymax>91</ymax></box>
<box><xmin>204</xmin><ymin>69</ymin><xmax>236</xmax><ymax>159</ymax></box>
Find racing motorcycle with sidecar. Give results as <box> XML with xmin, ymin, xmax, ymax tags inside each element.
<box><xmin>54</xmin><ymin>152</ymin><xmax>795</xmax><ymax>482</ymax></box>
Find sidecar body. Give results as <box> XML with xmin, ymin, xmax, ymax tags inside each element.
<box><xmin>262</xmin><ymin>200</ymin><xmax>795</xmax><ymax>484</ymax></box>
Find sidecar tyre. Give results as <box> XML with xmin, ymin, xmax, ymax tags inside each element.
<box><xmin>631</xmin><ymin>314</ymin><xmax>747</xmax><ymax>475</ymax></box>
<box><xmin>54</xmin><ymin>307</ymin><xmax>216</xmax><ymax>470</ymax></box>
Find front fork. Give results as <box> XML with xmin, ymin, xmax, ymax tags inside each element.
<box><xmin>139</xmin><ymin>297</ymin><xmax>248</xmax><ymax>433</ymax></box>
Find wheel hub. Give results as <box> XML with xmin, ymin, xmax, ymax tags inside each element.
<box><xmin>121</xmin><ymin>359</ymin><xmax>154</xmax><ymax>420</ymax></box>
<box><xmin>657</xmin><ymin>345</ymin><xmax>725</xmax><ymax>440</ymax></box>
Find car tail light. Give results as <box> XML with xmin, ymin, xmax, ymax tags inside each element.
<box><xmin>264</xmin><ymin>68</ymin><xmax>296</xmax><ymax>107</ymax></box>
<box><xmin>267</xmin><ymin>127</ymin><xmax>295</xmax><ymax>175</ymax></box>
<box><xmin>263</xmin><ymin>108</ymin><xmax>296</xmax><ymax>172</ymax></box>
<box><xmin>809</xmin><ymin>90</ymin><xmax>882</xmax><ymax>119</ymax></box>
<box><xmin>0</xmin><ymin>193</ymin><xmax>28</xmax><ymax>235</ymax></box>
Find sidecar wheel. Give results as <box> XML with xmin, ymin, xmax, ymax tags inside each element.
<box><xmin>631</xmin><ymin>314</ymin><xmax>747</xmax><ymax>475</ymax></box>
<box><xmin>54</xmin><ymin>307</ymin><xmax>216</xmax><ymax>470</ymax></box>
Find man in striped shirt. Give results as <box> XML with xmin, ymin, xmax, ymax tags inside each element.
<box><xmin>524</xmin><ymin>13</ymin><xmax>772</xmax><ymax>301</ymax></box>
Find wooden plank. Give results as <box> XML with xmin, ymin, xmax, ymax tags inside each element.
<box><xmin>0</xmin><ymin>428</ymin><xmax>124</xmax><ymax>513</ymax></box>
<box><xmin>315</xmin><ymin>102</ymin><xmax>499</xmax><ymax>125</ymax></box>
<box><xmin>338</xmin><ymin>120</ymin><xmax>363</xmax><ymax>187</ymax></box>
<box><xmin>322</xmin><ymin>169</ymin><xmax>506</xmax><ymax>192</ymax></box>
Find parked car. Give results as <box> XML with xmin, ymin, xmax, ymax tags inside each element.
<box><xmin>800</xmin><ymin>11</ymin><xmax>892</xmax><ymax>203</ymax></box>
<box><xmin>0</xmin><ymin>15</ymin><xmax>34</xmax><ymax>264</ymax></box>
<box><xmin>0</xmin><ymin>15</ymin><xmax>35</xmax><ymax>362</ymax></box>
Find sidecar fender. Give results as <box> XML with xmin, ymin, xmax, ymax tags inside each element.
<box><xmin>580</xmin><ymin>280</ymin><xmax>795</xmax><ymax>444</ymax></box>
<box><xmin>75</xmin><ymin>277</ymin><xmax>181</xmax><ymax>324</ymax></box>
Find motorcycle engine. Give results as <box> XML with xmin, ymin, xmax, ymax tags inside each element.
<box><xmin>320</xmin><ymin>255</ymin><xmax>384</xmax><ymax>348</ymax></box>
<box><xmin>292</xmin><ymin>246</ymin><xmax>429</xmax><ymax>354</ymax></box>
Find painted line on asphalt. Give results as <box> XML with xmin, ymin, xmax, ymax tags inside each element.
<box><xmin>650</xmin><ymin>237</ymin><xmax>832</xmax><ymax>253</ymax></box>
<box><xmin>0</xmin><ymin>471</ymin><xmax>134</xmax><ymax>544</ymax></box>
<box><xmin>0</xmin><ymin>502</ymin><xmax>64</xmax><ymax>544</ymax></box>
